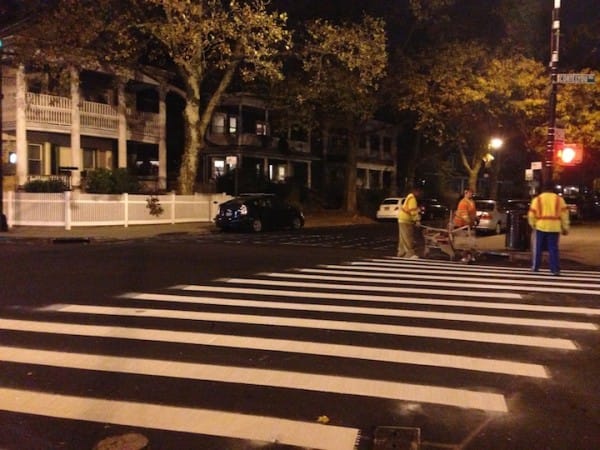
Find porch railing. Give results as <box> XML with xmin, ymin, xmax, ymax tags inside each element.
<box><xmin>23</xmin><ymin>92</ymin><xmax>158</xmax><ymax>138</ymax></box>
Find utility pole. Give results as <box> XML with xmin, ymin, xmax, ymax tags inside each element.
<box><xmin>0</xmin><ymin>38</ymin><xmax>7</xmax><ymax>231</ymax></box>
<box><xmin>544</xmin><ymin>0</ymin><xmax>561</xmax><ymax>186</ymax></box>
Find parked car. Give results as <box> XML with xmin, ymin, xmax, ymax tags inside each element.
<box><xmin>214</xmin><ymin>194</ymin><xmax>304</xmax><ymax>232</ymax></box>
<box><xmin>420</xmin><ymin>198</ymin><xmax>449</xmax><ymax>221</ymax></box>
<box><xmin>376</xmin><ymin>197</ymin><xmax>404</xmax><ymax>221</ymax></box>
<box><xmin>563</xmin><ymin>196</ymin><xmax>581</xmax><ymax>220</ymax></box>
<box><xmin>475</xmin><ymin>199</ymin><xmax>507</xmax><ymax>234</ymax></box>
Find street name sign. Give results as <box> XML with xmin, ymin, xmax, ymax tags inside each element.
<box><xmin>557</xmin><ymin>73</ymin><xmax>596</xmax><ymax>84</ymax></box>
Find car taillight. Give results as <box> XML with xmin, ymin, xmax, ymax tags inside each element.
<box><xmin>480</xmin><ymin>212</ymin><xmax>491</xmax><ymax>219</ymax></box>
<box><xmin>240</xmin><ymin>204</ymin><xmax>248</xmax><ymax>215</ymax></box>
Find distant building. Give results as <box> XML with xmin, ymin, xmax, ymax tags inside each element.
<box><xmin>201</xmin><ymin>92</ymin><xmax>318</xmax><ymax>191</ymax></box>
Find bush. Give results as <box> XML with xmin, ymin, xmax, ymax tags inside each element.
<box><xmin>85</xmin><ymin>168</ymin><xmax>140</xmax><ymax>194</ymax></box>
<box><xmin>23</xmin><ymin>179</ymin><xmax>69</xmax><ymax>192</ymax></box>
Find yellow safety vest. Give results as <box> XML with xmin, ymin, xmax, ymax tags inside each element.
<box><xmin>528</xmin><ymin>192</ymin><xmax>570</xmax><ymax>233</ymax></box>
<box><xmin>398</xmin><ymin>193</ymin><xmax>420</xmax><ymax>224</ymax></box>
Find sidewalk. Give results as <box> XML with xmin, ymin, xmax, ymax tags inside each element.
<box><xmin>475</xmin><ymin>223</ymin><xmax>600</xmax><ymax>267</ymax></box>
<box><xmin>1</xmin><ymin>213</ymin><xmax>599</xmax><ymax>268</ymax></box>
<box><xmin>0</xmin><ymin>211</ymin><xmax>374</xmax><ymax>242</ymax></box>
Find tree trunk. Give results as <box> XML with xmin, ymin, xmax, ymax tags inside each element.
<box><xmin>178</xmin><ymin>93</ymin><xmax>201</xmax><ymax>194</ymax></box>
<box><xmin>177</xmin><ymin>60</ymin><xmax>239</xmax><ymax>194</ymax></box>
<box><xmin>460</xmin><ymin>148</ymin><xmax>483</xmax><ymax>193</ymax></box>
<box><xmin>344</xmin><ymin>133</ymin><xmax>359</xmax><ymax>213</ymax></box>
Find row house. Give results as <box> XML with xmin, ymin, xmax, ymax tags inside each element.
<box><xmin>315</xmin><ymin>121</ymin><xmax>399</xmax><ymax>194</ymax></box>
<box><xmin>201</xmin><ymin>92</ymin><xmax>399</xmax><ymax>196</ymax></box>
<box><xmin>1</xmin><ymin>64</ymin><xmax>182</xmax><ymax>192</ymax></box>
<box><xmin>201</xmin><ymin>92</ymin><xmax>317</xmax><ymax>189</ymax></box>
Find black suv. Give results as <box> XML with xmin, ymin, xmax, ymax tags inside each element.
<box><xmin>214</xmin><ymin>194</ymin><xmax>305</xmax><ymax>232</ymax></box>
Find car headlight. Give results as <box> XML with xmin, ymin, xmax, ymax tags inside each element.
<box><xmin>240</xmin><ymin>205</ymin><xmax>248</xmax><ymax>215</ymax></box>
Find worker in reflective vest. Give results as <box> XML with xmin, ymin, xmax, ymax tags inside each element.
<box><xmin>528</xmin><ymin>182</ymin><xmax>570</xmax><ymax>275</ymax></box>
<box><xmin>397</xmin><ymin>186</ymin><xmax>423</xmax><ymax>259</ymax></box>
<box><xmin>453</xmin><ymin>188</ymin><xmax>477</xmax><ymax>228</ymax></box>
<box><xmin>453</xmin><ymin>188</ymin><xmax>478</xmax><ymax>263</ymax></box>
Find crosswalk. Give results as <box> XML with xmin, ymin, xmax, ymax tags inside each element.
<box><xmin>1</xmin><ymin>257</ymin><xmax>600</xmax><ymax>449</ymax></box>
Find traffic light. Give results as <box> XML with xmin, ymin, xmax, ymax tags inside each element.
<box><xmin>555</xmin><ymin>143</ymin><xmax>583</xmax><ymax>166</ymax></box>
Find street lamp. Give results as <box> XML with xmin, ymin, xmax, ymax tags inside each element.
<box><xmin>483</xmin><ymin>137</ymin><xmax>504</xmax><ymax>199</ymax></box>
<box><xmin>489</xmin><ymin>137</ymin><xmax>504</xmax><ymax>151</ymax></box>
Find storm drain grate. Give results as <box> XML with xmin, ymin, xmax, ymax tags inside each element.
<box><xmin>373</xmin><ymin>426</ymin><xmax>420</xmax><ymax>450</ymax></box>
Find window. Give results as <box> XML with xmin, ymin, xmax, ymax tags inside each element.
<box><xmin>83</xmin><ymin>149</ymin><xmax>96</xmax><ymax>170</ymax></box>
<box><xmin>369</xmin><ymin>135</ymin><xmax>380</xmax><ymax>155</ymax></box>
<box><xmin>212</xmin><ymin>113</ymin><xmax>226</xmax><ymax>134</ymax></box>
<box><xmin>28</xmin><ymin>144</ymin><xmax>43</xmax><ymax>175</ymax></box>
<box><xmin>256</xmin><ymin>121</ymin><xmax>268</xmax><ymax>136</ymax></box>
<box><xmin>213</xmin><ymin>159</ymin><xmax>225</xmax><ymax>178</ymax></box>
<box><xmin>383</xmin><ymin>137</ymin><xmax>392</xmax><ymax>154</ymax></box>
<box><xmin>228</xmin><ymin>116</ymin><xmax>237</xmax><ymax>134</ymax></box>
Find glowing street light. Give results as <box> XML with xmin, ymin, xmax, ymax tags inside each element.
<box><xmin>489</xmin><ymin>137</ymin><xmax>504</xmax><ymax>150</ymax></box>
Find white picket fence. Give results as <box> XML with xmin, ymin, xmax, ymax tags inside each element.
<box><xmin>2</xmin><ymin>191</ymin><xmax>232</xmax><ymax>230</ymax></box>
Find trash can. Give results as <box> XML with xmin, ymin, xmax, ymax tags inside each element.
<box><xmin>505</xmin><ymin>209</ymin><xmax>531</xmax><ymax>250</ymax></box>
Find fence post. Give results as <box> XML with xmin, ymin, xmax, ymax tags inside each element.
<box><xmin>64</xmin><ymin>191</ymin><xmax>71</xmax><ymax>230</ymax></box>
<box><xmin>123</xmin><ymin>193</ymin><xmax>129</xmax><ymax>227</ymax></box>
<box><xmin>171</xmin><ymin>191</ymin><xmax>176</xmax><ymax>224</ymax></box>
<box><xmin>6</xmin><ymin>190</ymin><xmax>13</xmax><ymax>228</ymax></box>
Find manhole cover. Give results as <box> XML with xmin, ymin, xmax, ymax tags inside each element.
<box><xmin>93</xmin><ymin>432</ymin><xmax>148</xmax><ymax>450</ymax></box>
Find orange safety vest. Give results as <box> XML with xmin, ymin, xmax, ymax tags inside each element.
<box><xmin>454</xmin><ymin>197</ymin><xmax>476</xmax><ymax>227</ymax></box>
<box><xmin>528</xmin><ymin>192</ymin><xmax>569</xmax><ymax>233</ymax></box>
<box><xmin>398</xmin><ymin>193</ymin><xmax>420</xmax><ymax>224</ymax></box>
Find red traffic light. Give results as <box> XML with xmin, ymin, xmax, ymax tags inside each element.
<box><xmin>555</xmin><ymin>143</ymin><xmax>583</xmax><ymax>166</ymax></box>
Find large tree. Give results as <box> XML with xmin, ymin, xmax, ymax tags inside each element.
<box><xmin>392</xmin><ymin>41</ymin><xmax>547</xmax><ymax>193</ymax></box>
<box><xmin>10</xmin><ymin>0</ymin><xmax>291</xmax><ymax>194</ymax></box>
<box><xmin>293</xmin><ymin>16</ymin><xmax>388</xmax><ymax>212</ymax></box>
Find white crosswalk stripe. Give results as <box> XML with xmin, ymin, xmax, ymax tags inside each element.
<box><xmin>1</xmin><ymin>256</ymin><xmax>599</xmax><ymax>449</ymax></box>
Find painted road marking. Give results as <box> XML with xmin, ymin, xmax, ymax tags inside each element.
<box><xmin>303</xmin><ymin>267</ymin><xmax>600</xmax><ymax>289</ymax></box>
<box><xmin>218</xmin><ymin>278</ymin><xmax>522</xmax><ymax>299</ymax></box>
<box><xmin>177</xmin><ymin>285</ymin><xmax>600</xmax><ymax>316</ymax></box>
<box><xmin>42</xmin><ymin>305</ymin><xmax>578</xmax><ymax>350</ymax></box>
<box><xmin>331</xmin><ymin>263</ymin><xmax>600</xmax><ymax>282</ymax></box>
<box><xmin>0</xmin><ymin>346</ymin><xmax>508</xmax><ymax>411</ymax></box>
<box><xmin>127</xmin><ymin>292</ymin><xmax>597</xmax><ymax>330</ymax></box>
<box><xmin>0</xmin><ymin>387</ymin><xmax>359</xmax><ymax>450</ymax></box>
<box><xmin>365</xmin><ymin>258</ymin><xmax>600</xmax><ymax>277</ymax></box>
<box><xmin>0</xmin><ymin>318</ymin><xmax>547</xmax><ymax>377</ymax></box>
<box><xmin>261</xmin><ymin>272</ymin><xmax>599</xmax><ymax>296</ymax></box>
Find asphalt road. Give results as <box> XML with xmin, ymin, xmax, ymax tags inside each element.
<box><xmin>1</xmin><ymin>228</ymin><xmax>599</xmax><ymax>450</ymax></box>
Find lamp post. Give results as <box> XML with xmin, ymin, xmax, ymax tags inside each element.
<box><xmin>0</xmin><ymin>38</ymin><xmax>7</xmax><ymax>231</ymax></box>
<box><xmin>483</xmin><ymin>137</ymin><xmax>504</xmax><ymax>199</ymax></box>
<box><xmin>544</xmin><ymin>0</ymin><xmax>561</xmax><ymax>185</ymax></box>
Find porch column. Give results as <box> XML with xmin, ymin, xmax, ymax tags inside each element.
<box><xmin>158</xmin><ymin>85</ymin><xmax>167</xmax><ymax>190</ymax></box>
<box><xmin>263</xmin><ymin>157</ymin><xmax>269</xmax><ymax>179</ymax></box>
<box><xmin>365</xmin><ymin>168</ymin><xmax>371</xmax><ymax>189</ymax></box>
<box><xmin>306</xmin><ymin>161</ymin><xmax>312</xmax><ymax>188</ymax></box>
<box><xmin>15</xmin><ymin>65</ymin><xmax>27</xmax><ymax>186</ymax></box>
<box><xmin>69</xmin><ymin>67</ymin><xmax>82</xmax><ymax>188</ymax></box>
<box><xmin>117</xmin><ymin>80</ymin><xmax>127</xmax><ymax>169</ymax></box>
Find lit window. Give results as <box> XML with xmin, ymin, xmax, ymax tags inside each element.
<box><xmin>256</xmin><ymin>122</ymin><xmax>268</xmax><ymax>136</ymax></box>
<box><xmin>228</xmin><ymin>116</ymin><xmax>237</xmax><ymax>134</ymax></box>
